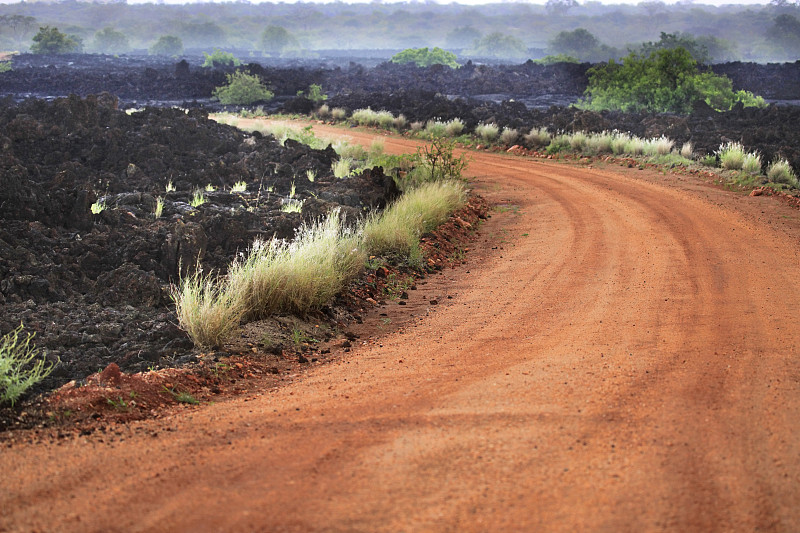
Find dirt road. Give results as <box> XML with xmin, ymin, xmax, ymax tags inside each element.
<box><xmin>3</xmin><ymin>126</ymin><xmax>800</xmax><ymax>532</ymax></box>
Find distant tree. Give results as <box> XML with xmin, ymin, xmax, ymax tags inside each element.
<box><xmin>770</xmin><ymin>14</ymin><xmax>800</xmax><ymax>55</ymax></box>
<box><xmin>469</xmin><ymin>32</ymin><xmax>528</xmax><ymax>60</ymax></box>
<box><xmin>546</xmin><ymin>0</ymin><xmax>579</xmax><ymax>15</ymax></box>
<box><xmin>30</xmin><ymin>26</ymin><xmax>82</xmax><ymax>54</ymax></box>
<box><xmin>445</xmin><ymin>26</ymin><xmax>481</xmax><ymax>49</ymax></box>
<box><xmin>261</xmin><ymin>25</ymin><xmax>297</xmax><ymax>56</ymax></box>
<box><xmin>391</xmin><ymin>47</ymin><xmax>460</xmax><ymax>68</ymax></box>
<box><xmin>297</xmin><ymin>84</ymin><xmax>327</xmax><ymax>104</ymax></box>
<box><xmin>181</xmin><ymin>21</ymin><xmax>227</xmax><ymax>48</ymax></box>
<box><xmin>0</xmin><ymin>15</ymin><xmax>37</xmax><ymax>49</ymax></box>
<box><xmin>93</xmin><ymin>27</ymin><xmax>129</xmax><ymax>54</ymax></box>
<box><xmin>149</xmin><ymin>35</ymin><xmax>183</xmax><ymax>56</ymax></box>
<box><xmin>549</xmin><ymin>29</ymin><xmax>600</xmax><ymax>57</ymax></box>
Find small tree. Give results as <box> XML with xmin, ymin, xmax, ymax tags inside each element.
<box><xmin>93</xmin><ymin>27</ymin><xmax>129</xmax><ymax>54</ymax></box>
<box><xmin>30</xmin><ymin>26</ymin><xmax>82</xmax><ymax>54</ymax></box>
<box><xmin>213</xmin><ymin>71</ymin><xmax>274</xmax><ymax>105</ymax></box>
<box><xmin>391</xmin><ymin>47</ymin><xmax>460</xmax><ymax>68</ymax></box>
<box><xmin>445</xmin><ymin>26</ymin><xmax>481</xmax><ymax>49</ymax></box>
<box><xmin>149</xmin><ymin>35</ymin><xmax>183</xmax><ymax>56</ymax></box>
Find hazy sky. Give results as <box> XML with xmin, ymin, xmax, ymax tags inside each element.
<box><xmin>0</xmin><ymin>0</ymin><xmax>777</xmax><ymax>5</ymax></box>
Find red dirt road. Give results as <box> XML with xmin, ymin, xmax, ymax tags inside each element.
<box><xmin>3</xmin><ymin>127</ymin><xmax>800</xmax><ymax>532</ymax></box>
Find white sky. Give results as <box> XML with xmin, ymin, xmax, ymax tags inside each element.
<box><xmin>0</xmin><ymin>0</ymin><xmax>777</xmax><ymax>5</ymax></box>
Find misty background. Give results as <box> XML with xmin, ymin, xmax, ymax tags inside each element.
<box><xmin>1</xmin><ymin>1</ymin><xmax>799</xmax><ymax>63</ymax></box>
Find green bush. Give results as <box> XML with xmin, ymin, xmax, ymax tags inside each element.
<box><xmin>93</xmin><ymin>27</ymin><xmax>129</xmax><ymax>54</ymax></box>
<box><xmin>30</xmin><ymin>26</ymin><xmax>82</xmax><ymax>54</ymax></box>
<box><xmin>0</xmin><ymin>61</ymin><xmax>11</xmax><ymax>73</ymax></box>
<box><xmin>202</xmin><ymin>48</ymin><xmax>240</xmax><ymax>68</ymax></box>
<box><xmin>580</xmin><ymin>48</ymin><xmax>765</xmax><ymax>114</ymax></box>
<box><xmin>391</xmin><ymin>47</ymin><xmax>460</xmax><ymax>68</ymax></box>
<box><xmin>534</xmin><ymin>54</ymin><xmax>580</xmax><ymax>65</ymax></box>
<box><xmin>1</xmin><ymin>324</ymin><xmax>55</xmax><ymax>406</ymax></box>
<box><xmin>475</xmin><ymin>122</ymin><xmax>499</xmax><ymax>143</ymax></box>
<box><xmin>213</xmin><ymin>71</ymin><xmax>274</xmax><ymax>105</ymax></box>
<box><xmin>298</xmin><ymin>84</ymin><xmax>327</xmax><ymax>104</ymax></box>
<box><xmin>717</xmin><ymin>142</ymin><xmax>746</xmax><ymax>170</ymax></box>
<box><xmin>767</xmin><ymin>159</ymin><xmax>798</xmax><ymax>187</ymax></box>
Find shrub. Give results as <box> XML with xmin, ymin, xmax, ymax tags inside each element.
<box><xmin>202</xmin><ymin>48</ymin><xmax>240</xmax><ymax>68</ymax></box>
<box><xmin>93</xmin><ymin>27</ymin><xmax>129</xmax><ymax>54</ymax></box>
<box><xmin>1</xmin><ymin>324</ymin><xmax>55</xmax><ymax>406</ymax></box>
<box><xmin>524</xmin><ymin>127</ymin><xmax>551</xmax><ymax>148</ymax></box>
<box><xmin>212</xmin><ymin>71</ymin><xmax>274</xmax><ymax>105</ymax></box>
<box><xmin>229</xmin><ymin>210</ymin><xmax>365</xmax><ymax>318</ymax></box>
<box><xmin>363</xmin><ymin>180</ymin><xmax>466</xmax><ymax>260</ymax></box>
<box><xmin>500</xmin><ymin>127</ymin><xmax>519</xmax><ymax>145</ymax></box>
<box><xmin>414</xmin><ymin>137</ymin><xmax>469</xmax><ymax>183</ymax></box>
<box><xmin>475</xmin><ymin>122</ymin><xmax>499</xmax><ymax>143</ymax></box>
<box><xmin>393</xmin><ymin>114</ymin><xmax>408</xmax><ymax>130</ymax></box>
<box><xmin>767</xmin><ymin>159</ymin><xmax>798</xmax><ymax>187</ymax></box>
<box><xmin>0</xmin><ymin>61</ymin><xmax>10</xmax><ymax>73</ymax></box>
<box><xmin>534</xmin><ymin>54</ymin><xmax>580</xmax><ymax>65</ymax></box>
<box><xmin>410</xmin><ymin>121</ymin><xmax>425</xmax><ymax>132</ymax></box>
<box><xmin>623</xmin><ymin>136</ymin><xmax>646</xmax><ymax>156</ymax></box>
<box><xmin>317</xmin><ymin>104</ymin><xmax>331</xmax><ymax>118</ymax></box>
<box><xmin>581</xmin><ymin>47</ymin><xmax>765</xmax><ymax>114</ymax></box>
<box><xmin>298</xmin><ymin>84</ymin><xmax>327</xmax><ymax>104</ymax></box>
<box><xmin>718</xmin><ymin>142</ymin><xmax>746</xmax><ymax>170</ymax></box>
<box><xmin>742</xmin><ymin>152</ymin><xmax>762</xmax><ymax>175</ymax></box>
<box><xmin>331</xmin><ymin>107</ymin><xmax>348</xmax><ymax>121</ymax></box>
<box><xmin>351</xmin><ymin>108</ymin><xmax>379</xmax><ymax>126</ymax></box>
<box><xmin>390</xmin><ymin>47</ymin><xmax>460</xmax><ymax>68</ymax></box>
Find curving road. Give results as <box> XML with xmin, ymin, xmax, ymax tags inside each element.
<box><xmin>2</xmin><ymin>126</ymin><xmax>800</xmax><ymax>532</ymax></box>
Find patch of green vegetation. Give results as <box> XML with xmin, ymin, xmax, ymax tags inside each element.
<box><xmin>202</xmin><ymin>48</ymin><xmax>240</xmax><ymax>68</ymax></box>
<box><xmin>580</xmin><ymin>47</ymin><xmax>766</xmax><ymax>114</ymax></box>
<box><xmin>391</xmin><ymin>47</ymin><xmax>460</xmax><ymax>68</ymax></box>
<box><xmin>1</xmin><ymin>324</ymin><xmax>56</xmax><ymax>406</ymax></box>
<box><xmin>534</xmin><ymin>54</ymin><xmax>580</xmax><ymax>65</ymax></box>
<box><xmin>213</xmin><ymin>71</ymin><xmax>274</xmax><ymax>106</ymax></box>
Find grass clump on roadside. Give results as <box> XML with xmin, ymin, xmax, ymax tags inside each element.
<box><xmin>767</xmin><ymin>159</ymin><xmax>798</xmax><ymax>187</ymax></box>
<box><xmin>475</xmin><ymin>122</ymin><xmax>499</xmax><ymax>143</ymax></box>
<box><xmin>228</xmin><ymin>210</ymin><xmax>365</xmax><ymax>318</ymax></box>
<box><xmin>717</xmin><ymin>142</ymin><xmax>746</xmax><ymax>170</ymax></box>
<box><xmin>171</xmin><ymin>269</ymin><xmax>246</xmax><ymax>349</ymax></box>
<box><xmin>1</xmin><ymin>324</ymin><xmax>56</xmax><ymax>406</ymax></box>
<box><xmin>363</xmin><ymin>180</ymin><xmax>466</xmax><ymax>262</ymax></box>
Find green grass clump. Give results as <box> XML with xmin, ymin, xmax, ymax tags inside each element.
<box><xmin>190</xmin><ymin>189</ymin><xmax>206</xmax><ymax>207</ymax></box>
<box><xmin>475</xmin><ymin>123</ymin><xmax>499</xmax><ymax>143</ymax></box>
<box><xmin>680</xmin><ymin>142</ymin><xmax>694</xmax><ymax>159</ymax></box>
<box><xmin>611</xmin><ymin>133</ymin><xmax>631</xmax><ymax>155</ymax></box>
<box><xmin>767</xmin><ymin>159</ymin><xmax>798</xmax><ymax>187</ymax></box>
<box><xmin>623</xmin><ymin>136</ymin><xmax>646</xmax><ymax>156</ymax></box>
<box><xmin>376</xmin><ymin>111</ymin><xmax>395</xmax><ymax>130</ymax></box>
<box><xmin>718</xmin><ymin>142</ymin><xmax>746</xmax><ymax>170</ymax></box>
<box><xmin>229</xmin><ymin>210</ymin><xmax>365</xmax><ymax>318</ymax></box>
<box><xmin>445</xmin><ymin>118</ymin><xmax>465</xmax><ymax>137</ymax></box>
<box><xmin>332</xmin><ymin>157</ymin><xmax>353</xmax><ymax>179</ymax></box>
<box><xmin>331</xmin><ymin>107</ymin><xmax>348</xmax><ymax>121</ymax></box>
<box><xmin>425</xmin><ymin>119</ymin><xmax>448</xmax><ymax>138</ymax></box>
<box><xmin>363</xmin><ymin>180</ymin><xmax>466</xmax><ymax>260</ymax></box>
<box><xmin>546</xmin><ymin>134</ymin><xmax>571</xmax><ymax>155</ymax></box>
<box><xmin>524</xmin><ymin>127</ymin><xmax>551</xmax><ymax>149</ymax></box>
<box><xmin>500</xmin><ymin>127</ymin><xmax>519</xmax><ymax>146</ymax></box>
<box><xmin>568</xmin><ymin>131</ymin><xmax>587</xmax><ymax>151</ymax></box>
<box><xmin>644</xmin><ymin>136</ymin><xmax>674</xmax><ymax>156</ymax></box>
<box><xmin>393</xmin><ymin>114</ymin><xmax>408</xmax><ymax>130</ymax></box>
<box><xmin>585</xmin><ymin>131</ymin><xmax>614</xmax><ymax>154</ymax></box>
<box><xmin>742</xmin><ymin>152</ymin><xmax>762</xmax><ymax>175</ymax></box>
<box><xmin>1</xmin><ymin>324</ymin><xmax>56</xmax><ymax>406</ymax></box>
<box><xmin>171</xmin><ymin>270</ymin><xmax>245</xmax><ymax>349</ymax></box>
